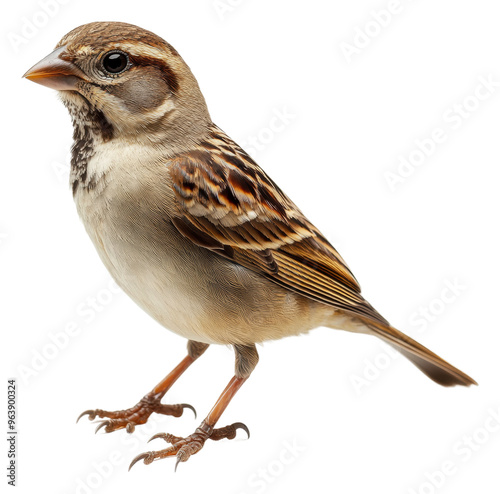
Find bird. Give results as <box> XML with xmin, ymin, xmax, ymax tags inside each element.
<box><xmin>24</xmin><ymin>21</ymin><xmax>476</xmax><ymax>470</ymax></box>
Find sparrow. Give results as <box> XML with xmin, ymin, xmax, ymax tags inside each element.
<box><xmin>24</xmin><ymin>21</ymin><xmax>476</xmax><ymax>470</ymax></box>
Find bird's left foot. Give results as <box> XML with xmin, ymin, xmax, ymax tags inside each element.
<box><xmin>129</xmin><ymin>421</ymin><xmax>249</xmax><ymax>470</ymax></box>
<box><xmin>77</xmin><ymin>392</ymin><xmax>195</xmax><ymax>433</ymax></box>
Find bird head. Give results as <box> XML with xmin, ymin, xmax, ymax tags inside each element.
<box><xmin>24</xmin><ymin>22</ymin><xmax>211</xmax><ymax>147</ymax></box>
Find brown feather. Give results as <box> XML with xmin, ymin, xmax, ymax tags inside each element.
<box><xmin>167</xmin><ymin>126</ymin><xmax>476</xmax><ymax>387</ymax></box>
<box><xmin>363</xmin><ymin>319</ymin><xmax>477</xmax><ymax>387</ymax></box>
<box><xmin>168</xmin><ymin>124</ymin><xmax>384</xmax><ymax>325</ymax></box>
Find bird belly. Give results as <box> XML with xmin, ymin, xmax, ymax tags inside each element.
<box><xmin>74</xmin><ymin>177</ymin><xmax>332</xmax><ymax>345</ymax></box>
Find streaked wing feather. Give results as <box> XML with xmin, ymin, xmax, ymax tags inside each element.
<box><xmin>168</xmin><ymin>125</ymin><xmax>387</xmax><ymax>326</ymax></box>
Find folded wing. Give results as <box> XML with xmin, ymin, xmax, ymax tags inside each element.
<box><xmin>168</xmin><ymin>126</ymin><xmax>388</xmax><ymax>326</ymax></box>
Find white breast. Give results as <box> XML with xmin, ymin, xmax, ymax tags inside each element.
<box><xmin>73</xmin><ymin>139</ymin><xmax>336</xmax><ymax>346</ymax></box>
<box><xmin>74</xmin><ymin>140</ymin><xmax>212</xmax><ymax>340</ymax></box>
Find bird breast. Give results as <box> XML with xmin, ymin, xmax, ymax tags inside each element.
<box><xmin>73</xmin><ymin>139</ymin><xmax>336</xmax><ymax>345</ymax></box>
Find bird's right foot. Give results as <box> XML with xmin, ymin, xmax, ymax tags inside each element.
<box><xmin>129</xmin><ymin>421</ymin><xmax>249</xmax><ymax>471</ymax></box>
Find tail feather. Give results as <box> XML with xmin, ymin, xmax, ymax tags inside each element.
<box><xmin>363</xmin><ymin>320</ymin><xmax>477</xmax><ymax>387</ymax></box>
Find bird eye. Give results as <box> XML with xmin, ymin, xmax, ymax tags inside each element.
<box><xmin>102</xmin><ymin>51</ymin><xmax>129</xmax><ymax>74</ymax></box>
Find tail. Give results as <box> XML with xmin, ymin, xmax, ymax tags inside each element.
<box><xmin>362</xmin><ymin>319</ymin><xmax>477</xmax><ymax>387</ymax></box>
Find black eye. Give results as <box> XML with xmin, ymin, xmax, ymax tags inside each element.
<box><xmin>102</xmin><ymin>51</ymin><xmax>129</xmax><ymax>74</ymax></box>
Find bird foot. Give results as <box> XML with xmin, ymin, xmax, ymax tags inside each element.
<box><xmin>129</xmin><ymin>421</ymin><xmax>249</xmax><ymax>470</ymax></box>
<box><xmin>77</xmin><ymin>393</ymin><xmax>196</xmax><ymax>433</ymax></box>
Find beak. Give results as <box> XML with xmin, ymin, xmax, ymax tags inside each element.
<box><xmin>23</xmin><ymin>46</ymin><xmax>88</xmax><ymax>91</ymax></box>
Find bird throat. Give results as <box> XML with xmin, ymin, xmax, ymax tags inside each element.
<box><xmin>63</xmin><ymin>94</ymin><xmax>114</xmax><ymax>195</ymax></box>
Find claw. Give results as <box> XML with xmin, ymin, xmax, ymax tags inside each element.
<box><xmin>232</xmin><ymin>422</ymin><xmax>250</xmax><ymax>439</ymax></box>
<box><xmin>130</xmin><ymin>420</ymin><xmax>246</xmax><ymax>468</ymax></box>
<box><xmin>181</xmin><ymin>403</ymin><xmax>197</xmax><ymax>419</ymax></box>
<box><xmin>95</xmin><ymin>421</ymin><xmax>109</xmax><ymax>434</ymax></box>
<box><xmin>148</xmin><ymin>432</ymin><xmax>168</xmax><ymax>443</ymax></box>
<box><xmin>129</xmin><ymin>452</ymin><xmax>154</xmax><ymax>471</ymax></box>
<box><xmin>174</xmin><ymin>455</ymin><xmax>182</xmax><ymax>472</ymax></box>
<box><xmin>77</xmin><ymin>410</ymin><xmax>96</xmax><ymax>423</ymax></box>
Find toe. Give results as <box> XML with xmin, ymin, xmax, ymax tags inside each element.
<box><xmin>181</xmin><ymin>403</ymin><xmax>197</xmax><ymax>419</ymax></box>
<box><xmin>232</xmin><ymin>422</ymin><xmax>250</xmax><ymax>439</ymax></box>
<box><xmin>94</xmin><ymin>420</ymin><xmax>110</xmax><ymax>434</ymax></box>
<box><xmin>148</xmin><ymin>432</ymin><xmax>182</xmax><ymax>444</ymax></box>
<box><xmin>129</xmin><ymin>452</ymin><xmax>154</xmax><ymax>470</ymax></box>
<box><xmin>77</xmin><ymin>409</ymin><xmax>97</xmax><ymax>422</ymax></box>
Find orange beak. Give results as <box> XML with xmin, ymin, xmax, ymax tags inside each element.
<box><xmin>23</xmin><ymin>46</ymin><xmax>88</xmax><ymax>91</ymax></box>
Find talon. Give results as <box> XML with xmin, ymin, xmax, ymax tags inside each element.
<box><xmin>148</xmin><ymin>432</ymin><xmax>168</xmax><ymax>443</ymax></box>
<box><xmin>174</xmin><ymin>455</ymin><xmax>182</xmax><ymax>472</ymax></box>
<box><xmin>77</xmin><ymin>400</ymin><xmax>192</xmax><ymax>434</ymax></box>
<box><xmin>181</xmin><ymin>403</ymin><xmax>197</xmax><ymax>419</ymax></box>
<box><xmin>95</xmin><ymin>421</ymin><xmax>109</xmax><ymax>434</ymax></box>
<box><xmin>77</xmin><ymin>410</ymin><xmax>96</xmax><ymax>423</ymax></box>
<box><xmin>129</xmin><ymin>452</ymin><xmax>153</xmax><ymax>471</ymax></box>
<box><xmin>130</xmin><ymin>419</ymin><xmax>246</xmax><ymax>467</ymax></box>
<box><xmin>232</xmin><ymin>422</ymin><xmax>250</xmax><ymax>439</ymax></box>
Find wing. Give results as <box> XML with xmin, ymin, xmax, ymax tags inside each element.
<box><xmin>168</xmin><ymin>125</ymin><xmax>388</xmax><ymax>325</ymax></box>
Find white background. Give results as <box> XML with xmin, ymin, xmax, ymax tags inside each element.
<box><xmin>2</xmin><ymin>0</ymin><xmax>500</xmax><ymax>493</ymax></box>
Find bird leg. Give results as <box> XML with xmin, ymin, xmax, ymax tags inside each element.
<box><xmin>130</xmin><ymin>344</ymin><xmax>259</xmax><ymax>470</ymax></box>
<box><xmin>77</xmin><ymin>340</ymin><xmax>208</xmax><ymax>433</ymax></box>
